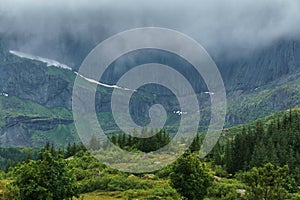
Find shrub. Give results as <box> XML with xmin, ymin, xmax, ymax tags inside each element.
<box><xmin>79</xmin><ymin>175</ymin><xmax>153</xmax><ymax>193</ymax></box>
<box><xmin>207</xmin><ymin>182</ymin><xmax>244</xmax><ymax>200</ymax></box>
<box><xmin>240</xmin><ymin>163</ymin><xmax>289</xmax><ymax>200</ymax></box>
<box><xmin>170</xmin><ymin>153</ymin><xmax>212</xmax><ymax>200</ymax></box>
<box><xmin>145</xmin><ymin>185</ymin><xmax>181</xmax><ymax>200</ymax></box>
<box><xmin>10</xmin><ymin>151</ymin><xmax>79</xmax><ymax>200</ymax></box>
<box><xmin>3</xmin><ymin>183</ymin><xmax>20</xmax><ymax>200</ymax></box>
<box><xmin>214</xmin><ymin>165</ymin><xmax>229</xmax><ymax>177</ymax></box>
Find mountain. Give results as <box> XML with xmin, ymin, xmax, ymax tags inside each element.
<box><xmin>0</xmin><ymin>37</ymin><xmax>300</xmax><ymax>147</ymax></box>
<box><xmin>218</xmin><ymin>40</ymin><xmax>300</xmax><ymax>92</ymax></box>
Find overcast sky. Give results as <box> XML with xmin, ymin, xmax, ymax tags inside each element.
<box><xmin>0</xmin><ymin>0</ymin><xmax>299</xmax><ymax>59</ymax></box>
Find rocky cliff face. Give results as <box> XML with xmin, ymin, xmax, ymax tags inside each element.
<box><xmin>2</xmin><ymin>39</ymin><xmax>300</xmax><ymax>110</ymax></box>
<box><xmin>0</xmin><ymin>116</ymin><xmax>73</xmax><ymax>146</ymax></box>
<box><xmin>0</xmin><ymin>38</ymin><xmax>300</xmax><ymax>146</ymax></box>
<box><xmin>217</xmin><ymin>40</ymin><xmax>300</xmax><ymax>92</ymax></box>
<box><xmin>0</xmin><ymin>55</ymin><xmax>74</xmax><ymax>110</ymax></box>
<box><xmin>0</xmin><ymin>45</ymin><xmax>76</xmax><ymax>146</ymax></box>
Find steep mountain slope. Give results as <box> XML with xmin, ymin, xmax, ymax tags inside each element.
<box><xmin>0</xmin><ymin>43</ymin><xmax>76</xmax><ymax>146</ymax></box>
<box><xmin>0</xmin><ymin>95</ymin><xmax>75</xmax><ymax>147</ymax></box>
<box><xmin>225</xmin><ymin>106</ymin><xmax>300</xmax><ymax>138</ymax></box>
<box><xmin>226</xmin><ymin>70</ymin><xmax>300</xmax><ymax>125</ymax></box>
<box><xmin>217</xmin><ymin>40</ymin><xmax>300</xmax><ymax>92</ymax></box>
<box><xmin>0</xmin><ymin>38</ymin><xmax>300</xmax><ymax>147</ymax></box>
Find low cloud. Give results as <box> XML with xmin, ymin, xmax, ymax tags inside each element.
<box><xmin>0</xmin><ymin>0</ymin><xmax>299</xmax><ymax>60</ymax></box>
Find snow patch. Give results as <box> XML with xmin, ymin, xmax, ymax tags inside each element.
<box><xmin>10</xmin><ymin>50</ymin><xmax>136</xmax><ymax>92</ymax></box>
<box><xmin>0</xmin><ymin>93</ymin><xmax>8</xmax><ymax>97</ymax></box>
<box><xmin>9</xmin><ymin>50</ymin><xmax>72</xmax><ymax>71</ymax></box>
<box><xmin>173</xmin><ymin>110</ymin><xmax>187</xmax><ymax>116</ymax></box>
<box><xmin>203</xmin><ymin>91</ymin><xmax>215</xmax><ymax>95</ymax></box>
<box><xmin>75</xmin><ymin>72</ymin><xmax>136</xmax><ymax>92</ymax></box>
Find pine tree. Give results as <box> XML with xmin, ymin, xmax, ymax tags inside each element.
<box><xmin>50</xmin><ymin>143</ymin><xmax>56</xmax><ymax>157</ymax></box>
<box><xmin>212</xmin><ymin>141</ymin><xmax>223</xmax><ymax>166</ymax></box>
<box><xmin>65</xmin><ymin>143</ymin><xmax>72</xmax><ymax>158</ymax></box>
<box><xmin>111</xmin><ymin>134</ymin><xmax>117</xmax><ymax>145</ymax></box>
<box><xmin>266</xmin><ymin>138</ymin><xmax>278</xmax><ymax>165</ymax></box>
<box><xmin>224</xmin><ymin>140</ymin><xmax>234</xmax><ymax>174</ymax></box>
<box><xmin>190</xmin><ymin>133</ymin><xmax>201</xmax><ymax>153</ymax></box>
<box><xmin>250</xmin><ymin>142</ymin><xmax>268</xmax><ymax>168</ymax></box>
<box><xmin>232</xmin><ymin>128</ymin><xmax>247</xmax><ymax>171</ymax></box>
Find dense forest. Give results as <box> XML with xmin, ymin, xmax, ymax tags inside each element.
<box><xmin>0</xmin><ymin>109</ymin><xmax>300</xmax><ymax>199</ymax></box>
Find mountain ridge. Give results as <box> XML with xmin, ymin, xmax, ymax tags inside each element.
<box><xmin>0</xmin><ymin>38</ymin><xmax>300</xmax><ymax>146</ymax></box>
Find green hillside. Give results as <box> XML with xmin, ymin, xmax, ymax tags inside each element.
<box><xmin>0</xmin><ymin>107</ymin><xmax>299</xmax><ymax>199</ymax></box>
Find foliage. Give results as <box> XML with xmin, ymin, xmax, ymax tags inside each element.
<box><xmin>3</xmin><ymin>183</ymin><xmax>20</xmax><ymax>200</ymax></box>
<box><xmin>8</xmin><ymin>151</ymin><xmax>79</xmax><ymax>200</ymax></box>
<box><xmin>207</xmin><ymin>180</ymin><xmax>245</xmax><ymax>200</ymax></box>
<box><xmin>0</xmin><ymin>96</ymin><xmax>76</xmax><ymax>146</ymax></box>
<box><xmin>221</xmin><ymin>109</ymin><xmax>300</xmax><ymax>192</ymax></box>
<box><xmin>155</xmin><ymin>164</ymin><xmax>173</xmax><ymax>179</ymax></box>
<box><xmin>110</xmin><ymin>129</ymin><xmax>171</xmax><ymax>152</ymax></box>
<box><xmin>79</xmin><ymin>174</ymin><xmax>154</xmax><ymax>193</ymax></box>
<box><xmin>170</xmin><ymin>153</ymin><xmax>212</xmax><ymax>200</ymax></box>
<box><xmin>64</xmin><ymin>142</ymin><xmax>86</xmax><ymax>158</ymax></box>
<box><xmin>0</xmin><ymin>147</ymin><xmax>39</xmax><ymax>171</ymax></box>
<box><xmin>239</xmin><ymin>163</ymin><xmax>289</xmax><ymax>200</ymax></box>
<box><xmin>189</xmin><ymin>133</ymin><xmax>201</xmax><ymax>153</ymax></box>
<box><xmin>1</xmin><ymin>108</ymin><xmax>300</xmax><ymax>199</ymax></box>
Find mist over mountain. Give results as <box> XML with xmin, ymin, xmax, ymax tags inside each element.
<box><xmin>0</xmin><ymin>0</ymin><xmax>300</xmax><ymax>67</ymax></box>
<box><xmin>1</xmin><ymin>3</ymin><xmax>300</xmax><ymax>199</ymax></box>
<box><xmin>0</xmin><ymin>1</ymin><xmax>300</xmax><ymax>146</ymax></box>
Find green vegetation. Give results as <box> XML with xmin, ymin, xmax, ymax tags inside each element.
<box><xmin>226</xmin><ymin>76</ymin><xmax>300</xmax><ymax>127</ymax></box>
<box><xmin>109</xmin><ymin>128</ymin><xmax>171</xmax><ymax>152</ymax></box>
<box><xmin>45</xmin><ymin>66</ymin><xmax>75</xmax><ymax>83</ymax></box>
<box><xmin>239</xmin><ymin>163</ymin><xmax>289</xmax><ymax>200</ymax></box>
<box><xmin>10</xmin><ymin>151</ymin><xmax>79</xmax><ymax>200</ymax></box>
<box><xmin>170</xmin><ymin>152</ymin><xmax>212</xmax><ymax>200</ymax></box>
<box><xmin>0</xmin><ymin>95</ymin><xmax>77</xmax><ymax>146</ymax></box>
<box><xmin>0</xmin><ymin>147</ymin><xmax>39</xmax><ymax>171</ymax></box>
<box><xmin>222</xmin><ymin>109</ymin><xmax>300</xmax><ymax>191</ymax></box>
<box><xmin>0</xmin><ymin>96</ymin><xmax>72</xmax><ymax>122</ymax></box>
<box><xmin>0</xmin><ymin>108</ymin><xmax>299</xmax><ymax>199</ymax></box>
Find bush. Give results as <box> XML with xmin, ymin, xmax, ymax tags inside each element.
<box><xmin>0</xmin><ymin>170</ymin><xmax>5</xmax><ymax>179</ymax></box>
<box><xmin>79</xmin><ymin>175</ymin><xmax>153</xmax><ymax>193</ymax></box>
<box><xmin>170</xmin><ymin>153</ymin><xmax>212</xmax><ymax>200</ymax></box>
<box><xmin>3</xmin><ymin>183</ymin><xmax>20</xmax><ymax>200</ymax></box>
<box><xmin>72</xmin><ymin>168</ymin><xmax>88</xmax><ymax>181</ymax></box>
<box><xmin>10</xmin><ymin>152</ymin><xmax>79</xmax><ymax>200</ymax></box>
<box><xmin>79</xmin><ymin>176</ymin><xmax>111</xmax><ymax>193</ymax></box>
<box><xmin>123</xmin><ymin>185</ymin><xmax>181</xmax><ymax>200</ymax></box>
<box><xmin>145</xmin><ymin>185</ymin><xmax>181</xmax><ymax>200</ymax></box>
<box><xmin>240</xmin><ymin>163</ymin><xmax>289</xmax><ymax>200</ymax></box>
<box><xmin>207</xmin><ymin>182</ymin><xmax>244</xmax><ymax>200</ymax></box>
<box><xmin>288</xmin><ymin>193</ymin><xmax>300</xmax><ymax>200</ymax></box>
<box><xmin>155</xmin><ymin>165</ymin><xmax>173</xmax><ymax>179</ymax></box>
<box><xmin>214</xmin><ymin>165</ymin><xmax>229</xmax><ymax>177</ymax></box>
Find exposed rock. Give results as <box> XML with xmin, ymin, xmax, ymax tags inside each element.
<box><xmin>1</xmin><ymin>39</ymin><xmax>300</xmax><ymax>146</ymax></box>
<box><xmin>143</xmin><ymin>174</ymin><xmax>155</xmax><ymax>179</ymax></box>
<box><xmin>236</xmin><ymin>189</ymin><xmax>246</xmax><ymax>196</ymax></box>
<box><xmin>0</xmin><ymin>116</ymin><xmax>73</xmax><ymax>147</ymax></box>
<box><xmin>214</xmin><ymin>176</ymin><xmax>221</xmax><ymax>182</ymax></box>
<box><xmin>0</xmin><ymin>124</ymin><xmax>31</xmax><ymax>146</ymax></box>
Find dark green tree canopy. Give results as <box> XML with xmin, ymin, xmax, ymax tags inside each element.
<box><xmin>170</xmin><ymin>153</ymin><xmax>212</xmax><ymax>200</ymax></box>
<box><xmin>11</xmin><ymin>151</ymin><xmax>79</xmax><ymax>200</ymax></box>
